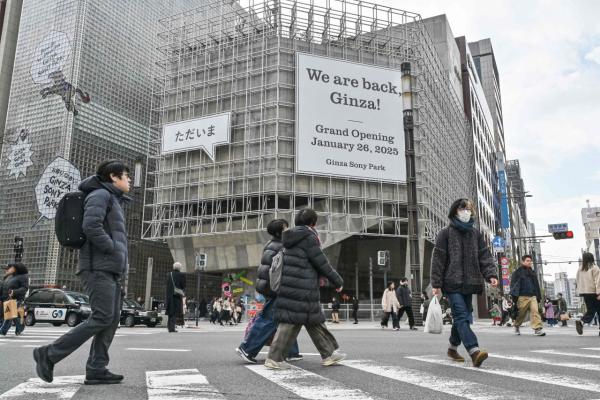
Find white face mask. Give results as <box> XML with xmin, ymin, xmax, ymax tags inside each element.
<box><xmin>457</xmin><ymin>209</ymin><xmax>472</xmax><ymax>223</ymax></box>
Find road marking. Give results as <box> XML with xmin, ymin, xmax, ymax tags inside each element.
<box><xmin>532</xmin><ymin>349</ymin><xmax>600</xmax><ymax>359</ymax></box>
<box><xmin>407</xmin><ymin>355</ymin><xmax>600</xmax><ymax>393</ymax></box>
<box><xmin>342</xmin><ymin>359</ymin><xmax>535</xmax><ymax>400</ymax></box>
<box><xmin>582</xmin><ymin>347</ymin><xmax>600</xmax><ymax>351</ymax></box>
<box><xmin>146</xmin><ymin>369</ymin><xmax>226</xmax><ymax>399</ymax></box>
<box><xmin>127</xmin><ymin>348</ymin><xmax>191</xmax><ymax>352</ymax></box>
<box><xmin>490</xmin><ymin>354</ymin><xmax>600</xmax><ymax>371</ymax></box>
<box><xmin>0</xmin><ymin>375</ymin><xmax>83</xmax><ymax>399</ymax></box>
<box><xmin>0</xmin><ymin>339</ymin><xmax>48</xmax><ymax>343</ymax></box>
<box><xmin>246</xmin><ymin>364</ymin><xmax>383</xmax><ymax>400</ymax></box>
<box><xmin>258</xmin><ymin>352</ymin><xmax>321</xmax><ymax>356</ymax></box>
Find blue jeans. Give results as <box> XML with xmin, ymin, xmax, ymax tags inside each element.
<box><xmin>240</xmin><ymin>299</ymin><xmax>299</xmax><ymax>358</ymax></box>
<box><xmin>447</xmin><ymin>293</ymin><xmax>478</xmax><ymax>352</ymax></box>
<box><xmin>0</xmin><ymin>316</ymin><xmax>24</xmax><ymax>335</ymax></box>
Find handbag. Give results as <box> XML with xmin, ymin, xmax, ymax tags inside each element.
<box><xmin>2</xmin><ymin>299</ymin><xmax>18</xmax><ymax>320</ymax></box>
<box><xmin>171</xmin><ymin>272</ymin><xmax>185</xmax><ymax>297</ymax></box>
<box><xmin>560</xmin><ymin>313</ymin><xmax>570</xmax><ymax>321</ymax></box>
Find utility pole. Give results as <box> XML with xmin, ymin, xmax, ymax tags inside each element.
<box><xmin>369</xmin><ymin>256</ymin><xmax>374</xmax><ymax>322</ymax></box>
<box><xmin>144</xmin><ymin>257</ymin><xmax>153</xmax><ymax>311</ymax></box>
<box><xmin>402</xmin><ymin>62</ymin><xmax>421</xmax><ymax>293</ymax></box>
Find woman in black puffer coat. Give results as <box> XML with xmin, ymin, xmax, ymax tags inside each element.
<box><xmin>0</xmin><ymin>262</ymin><xmax>29</xmax><ymax>336</ymax></box>
<box><xmin>236</xmin><ymin>219</ymin><xmax>302</xmax><ymax>364</ymax></box>
<box><xmin>265</xmin><ymin>209</ymin><xmax>345</xmax><ymax>370</ymax></box>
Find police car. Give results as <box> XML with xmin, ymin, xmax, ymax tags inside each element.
<box><xmin>24</xmin><ymin>288</ymin><xmax>92</xmax><ymax>327</ymax></box>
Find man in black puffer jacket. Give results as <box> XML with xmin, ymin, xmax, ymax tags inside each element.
<box><xmin>235</xmin><ymin>219</ymin><xmax>302</xmax><ymax>364</ymax></box>
<box><xmin>34</xmin><ymin>160</ymin><xmax>131</xmax><ymax>385</ymax></box>
<box><xmin>265</xmin><ymin>209</ymin><xmax>345</xmax><ymax>370</ymax></box>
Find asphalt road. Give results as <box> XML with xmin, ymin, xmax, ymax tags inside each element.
<box><xmin>1</xmin><ymin>320</ymin><xmax>599</xmax><ymax>399</ymax></box>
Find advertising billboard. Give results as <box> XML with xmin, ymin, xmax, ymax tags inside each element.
<box><xmin>295</xmin><ymin>53</ymin><xmax>405</xmax><ymax>182</ymax></box>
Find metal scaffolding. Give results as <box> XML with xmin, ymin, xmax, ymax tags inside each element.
<box><xmin>143</xmin><ymin>0</ymin><xmax>471</xmax><ymax>247</ymax></box>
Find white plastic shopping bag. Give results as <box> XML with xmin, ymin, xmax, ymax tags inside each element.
<box><xmin>424</xmin><ymin>296</ymin><xmax>443</xmax><ymax>334</ymax></box>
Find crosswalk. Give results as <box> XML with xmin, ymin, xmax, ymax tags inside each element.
<box><xmin>2</xmin><ymin>345</ymin><xmax>600</xmax><ymax>399</ymax></box>
<box><xmin>0</xmin><ymin>327</ymin><xmax>158</xmax><ymax>349</ymax></box>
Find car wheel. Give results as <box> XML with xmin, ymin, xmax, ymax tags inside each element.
<box><xmin>25</xmin><ymin>313</ymin><xmax>36</xmax><ymax>326</ymax></box>
<box><xmin>66</xmin><ymin>313</ymin><xmax>80</xmax><ymax>327</ymax></box>
<box><xmin>125</xmin><ymin>315</ymin><xmax>135</xmax><ymax>327</ymax></box>
<box><xmin>52</xmin><ymin>322</ymin><xmax>63</xmax><ymax>327</ymax></box>
<box><xmin>146</xmin><ymin>322</ymin><xmax>157</xmax><ymax>328</ymax></box>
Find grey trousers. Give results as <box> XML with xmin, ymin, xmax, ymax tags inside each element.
<box><xmin>267</xmin><ymin>322</ymin><xmax>338</xmax><ymax>362</ymax></box>
<box><xmin>46</xmin><ymin>270</ymin><xmax>122</xmax><ymax>374</ymax></box>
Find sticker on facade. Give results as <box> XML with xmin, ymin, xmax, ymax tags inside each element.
<box><xmin>30</xmin><ymin>31</ymin><xmax>71</xmax><ymax>85</ymax></box>
<box><xmin>295</xmin><ymin>53</ymin><xmax>406</xmax><ymax>182</ymax></box>
<box><xmin>6</xmin><ymin>129</ymin><xmax>34</xmax><ymax>179</ymax></box>
<box><xmin>34</xmin><ymin>157</ymin><xmax>81</xmax><ymax>226</ymax></box>
<box><xmin>31</xmin><ymin>31</ymin><xmax>91</xmax><ymax>115</ymax></box>
<box><xmin>161</xmin><ymin>112</ymin><xmax>231</xmax><ymax>160</ymax></box>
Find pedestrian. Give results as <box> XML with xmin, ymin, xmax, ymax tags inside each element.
<box><xmin>431</xmin><ymin>198</ymin><xmax>499</xmax><ymax>368</ymax></box>
<box><xmin>265</xmin><ymin>208</ymin><xmax>345</xmax><ymax>369</ymax></box>
<box><xmin>352</xmin><ymin>296</ymin><xmax>359</xmax><ymax>324</ymax></box>
<box><xmin>575</xmin><ymin>252</ymin><xmax>600</xmax><ymax>336</ymax></box>
<box><xmin>396</xmin><ymin>277</ymin><xmax>417</xmax><ymax>330</ymax></box>
<box><xmin>331</xmin><ymin>297</ymin><xmax>340</xmax><ymax>323</ymax></box>
<box><xmin>510</xmin><ymin>255</ymin><xmax>545</xmax><ymax>336</ymax></box>
<box><xmin>166</xmin><ymin>262</ymin><xmax>186</xmax><ymax>333</ymax></box>
<box><xmin>33</xmin><ymin>160</ymin><xmax>131</xmax><ymax>384</ymax></box>
<box><xmin>501</xmin><ymin>296</ymin><xmax>510</xmax><ymax>326</ymax></box>
<box><xmin>557</xmin><ymin>293</ymin><xmax>569</xmax><ymax>326</ymax></box>
<box><xmin>236</xmin><ymin>219</ymin><xmax>302</xmax><ymax>364</ymax></box>
<box><xmin>0</xmin><ymin>262</ymin><xmax>29</xmax><ymax>336</ymax></box>
<box><xmin>420</xmin><ymin>291</ymin><xmax>430</xmax><ymax>323</ymax></box>
<box><xmin>544</xmin><ymin>298</ymin><xmax>556</xmax><ymax>327</ymax></box>
<box><xmin>381</xmin><ymin>281</ymin><xmax>400</xmax><ymax>330</ymax></box>
<box><xmin>221</xmin><ymin>297</ymin><xmax>232</xmax><ymax>325</ymax></box>
<box><xmin>236</xmin><ymin>298</ymin><xmax>244</xmax><ymax>324</ymax></box>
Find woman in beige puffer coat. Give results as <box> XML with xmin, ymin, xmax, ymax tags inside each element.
<box><xmin>575</xmin><ymin>252</ymin><xmax>600</xmax><ymax>336</ymax></box>
<box><xmin>381</xmin><ymin>282</ymin><xmax>401</xmax><ymax>330</ymax></box>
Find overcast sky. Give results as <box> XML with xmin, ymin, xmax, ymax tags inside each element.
<box><xmin>360</xmin><ymin>0</ymin><xmax>599</xmax><ymax>279</ymax></box>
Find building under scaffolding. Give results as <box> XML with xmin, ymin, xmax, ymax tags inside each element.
<box><xmin>143</xmin><ymin>0</ymin><xmax>472</xmax><ymax>300</ymax></box>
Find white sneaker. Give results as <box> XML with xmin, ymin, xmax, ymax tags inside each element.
<box><xmin>264</xmin><ymin>358</ymin><xmax>291</xmax><ymax>370</ymax></box>
<box><xmin>322</xmin><ymin>350</ymin><xmax>346</xmax><ymax>366</ymax></box>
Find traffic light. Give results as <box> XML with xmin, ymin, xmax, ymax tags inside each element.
<box><xmin>552</xmin><ymin>231</ymin><xmax>574</xmax><ymax>240</ymax></box>
<box><xmin>377</xmin><ymin>251</ymin><xmax>386</xmax><ymax>266</ymax></box>
<box><xmin>195</xmin><ymin>252</ymin><xmax>207</xmax><ymax>271</ymax></box>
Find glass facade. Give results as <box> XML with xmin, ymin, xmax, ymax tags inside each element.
<box><xmin>0</xmin><ymin>0</ymin><xmax>198</xmax><ymax>300</ymax></box>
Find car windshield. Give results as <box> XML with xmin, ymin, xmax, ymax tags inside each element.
<box><xmin>66</xmin><ymin>293</ymin><xmax>89</xmax><ymax>304</ymax></box>
<box><xmin>123</xmin><ymin>299</ymin><xmax>142</xmax><ymax>308</ymax></box>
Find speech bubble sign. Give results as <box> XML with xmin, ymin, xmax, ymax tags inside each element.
<box><xmin>7</xmin><ymin>129</ymin><xmax>34</xmax><ymax>179</ymax></box>
<box><xmin>161</xmin><ymin>112</ymin><xmax>231</xmax><ymax>161</ymax></box>
<box><xmin>34</xmin><ymin>157</ymin><xmax>81</xmax><ymax>226</ymax></box>
<box><xmin>30</xmin><ymin>31</ymin><xmax>71</xmax><ymax>85</ymax></box>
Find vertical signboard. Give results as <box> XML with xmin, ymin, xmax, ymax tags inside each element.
<box><xmin>295</xmin><ymin>53</ymin><xmax>405</xmax><ymax>182</ymax></box>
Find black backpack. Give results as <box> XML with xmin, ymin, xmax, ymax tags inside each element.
<box><xmin>55</xmin><ymin>191</ymin><xmax>87</xmax><ymax>249</ymax></box>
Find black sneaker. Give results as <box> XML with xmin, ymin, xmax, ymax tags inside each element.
<box><xmin>84</xmin><ymin>370</ymin><xmax>124</xmax><ymax>385</ymax></box>
<box><xmin>534</xmin><ymin>328</ymin><xmax>546</xmax><ymax>336</ymax></box>
<box><xmin>576</xmin><ymin>320</ymin><xmax>583</xmax><ymax>335</ymax></box>
<box><xmin>235</xmin><ymin>347</ymin><xmax>257</xmax><ymax>364</ymax></box>
<box><xmin>33</xmin><ymin>346</ymin><xmax>54</xmax><ymax>383</ymax></box>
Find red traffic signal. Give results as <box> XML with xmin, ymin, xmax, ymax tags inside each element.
<box><xmin>553</xmin><ymin>231</ymin><xmax>574</xmax><ymax>240</ymax></box>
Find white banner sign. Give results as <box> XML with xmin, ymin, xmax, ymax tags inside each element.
<box><xmin>296</xmin><ymin>53</ymin><xmax>405</xmax><ymax>182</ymax></box>
<box><xmin>7</xmin><ymin>130</ymin><xmax>33</xmax><ymax>179</ymax></box>
<box><xmin>161</xmin><ymin>113</ymin><xmax>231</xmax><ymax>161</ymax></box>
<box><xmin>34</xmin><ymin>157</ymin><xmax>81</xmax><ymax>224</ymax></box>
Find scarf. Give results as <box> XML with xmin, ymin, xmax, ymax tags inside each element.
<box><xmin>451</xmin><ymin>218</ymin><xmax>474</xmax><ymax>232</ymax></box>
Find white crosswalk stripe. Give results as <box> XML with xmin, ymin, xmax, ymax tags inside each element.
<box><xmin>583</xmin><ymin>347</ymin><xmax>600</xmax><ymax>351</ymax></box>
<box><xmin>532</xmin><ymin>349</ymin><xmax>600</xmax><ymax>359</ymax></box>
<box><xmin>407</xmin><ymin>355</ymin><xmax>600</xmax><ymax>394</ymax></box>
<box><xmin>0</xmin><ymin>376</ymin><xmax>83</xmax><ymax>399</ymax></box>
<box><xmin>342</xmin><ymin>359</ymin><xmax>536</xmax><ymax>400</ymax></box>
<box><xmin>490</xmin><ymin>353</ymin><xmax>600</xmax><ymax>371</ymax></box>
<box><xmin>146</xmin><ymin>369</ymin><xmax>227</xmax><ymax>399</ymax></box>
<box><xmin>246</xmin><ymin>364</ymin><xmax>382</xmax><ymax>400</ymax></box>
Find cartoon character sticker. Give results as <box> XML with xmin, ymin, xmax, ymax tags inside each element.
<box><xmin>31</xmin><ymin>31</ymin><xmax>90</xmax><ymax>115</ymax></box>
<box><xmin>6</xmin><ymin>129</ymin><xmax>34</xmax><ymax>179</ymax></box>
